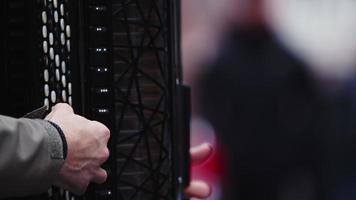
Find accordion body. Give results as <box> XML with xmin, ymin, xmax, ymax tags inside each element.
<box><xmin>0</xmin><ymin>0</ymin><xmax>189</xmax><ymax>200</ymax></box>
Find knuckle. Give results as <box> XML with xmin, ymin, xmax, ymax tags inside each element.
<box><xmin>91</xmin><ymin>169</ymin><xmax>107</xmax><ymax>184</ymax></box>
<box><xmin>100</xmin><ymin>125</ymin><xmax>110</xmax><ymax>137</ymax></box>
<box><xmin>103</xmin><ymin>171</ymin><xmax>108</xmax><ymax>182</ymax></box>
<box><xmin>98</xmin><ymin>148</ymin><xmax>109</xmax><ymax>164</ymax></box>
<box><xmin>53</xmin><ymin>103</ymin><xmax>65</xmax><ymax>109</ymax></box>
<box><xmin>91</xmin><ymin>121</ymin><xmax>110</xmax><ymax>138</ymax></box>
<box><xmin>103</xmin><ymin>148</ymin><xmax>110</xmax><ymax>160</ymax></box>
<box><xmin>64</xmin><ymin>104</ymin><xmax>74</xmax><ymax>113</ymax></box>
<box><xmin>53</xmin><ymin>103</ymin><xmax>74</xmax><ymax>113</ymax></box>
<box><xmin>102</xmin><ymin>127</ymin><xmax>110</xmax><ymax>138</ymax></box>
<box><xmin>100</xmin><ymin>169</ymin><xmax>108</xmax><ymax>183</ymax></box>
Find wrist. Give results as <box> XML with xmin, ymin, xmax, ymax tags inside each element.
<box><xmin>47</xmin><ymin>121</ymin><xmax>68</xmax><ymax>160</ymax></box>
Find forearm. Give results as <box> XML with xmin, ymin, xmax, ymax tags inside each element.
<box><xmin>0</xmin><ymin>115</ymin><xmax>64</xmax><ymax>198</ymax></box>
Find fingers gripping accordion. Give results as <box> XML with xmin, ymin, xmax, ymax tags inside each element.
<box><xmin>0</xmin><ymin>0</ymin><xmax>190</xmax><ymax>200</ymax></box>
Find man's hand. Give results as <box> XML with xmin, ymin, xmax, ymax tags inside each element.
<box><xmin>45</xmin><ymin>103</ymin><xmax>110</xmax><ymax>195</ymax></box>
<box><xmin>185</xmin><ymin>143</ymin><xmax>213</xmax><ymax>199</ymax></box>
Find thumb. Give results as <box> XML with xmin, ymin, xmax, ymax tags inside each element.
<box><xmin>51</xmin><ymin>103</ymin><xmax>74</xmax><ymax>113</ymax></box>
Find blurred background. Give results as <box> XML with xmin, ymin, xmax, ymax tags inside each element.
<box><xmin>181</xmin><ymin>1</ymin><xmax>237</xmax><ymax>199</ymax></box>
<box><xmin>181</xmin><ymin>0</ymin><xmax>356</xmax><ymax>200</ymax></box>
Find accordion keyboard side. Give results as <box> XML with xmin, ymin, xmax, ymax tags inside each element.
<box><xmin>82</xmin><ymin>0</ymin><xmax>179</xmax><ymax>199</ymax></box>
<box><xmin>0</xmin><ymin>0</ymin><xmax>183</xmax><ymax>199</ymax></box>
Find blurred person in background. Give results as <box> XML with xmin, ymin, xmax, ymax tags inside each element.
<box><xmin>181</xmin><ymin>0</ymin><xmax>241</xmax><ymax>199</ymax></box>
<box><xmin>183</xmin><ymin>0</ymin><xmax>356</xmax><ymax>199</ymax></box>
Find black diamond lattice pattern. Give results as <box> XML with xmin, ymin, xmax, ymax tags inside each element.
<box><xmin>113</xmin><ymin>0</ymin><xmax>173</xmax><ymax>199</ymax></box>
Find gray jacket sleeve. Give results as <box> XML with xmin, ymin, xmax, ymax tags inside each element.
<box><xmin>0</xmin><ymin>115</ymin><xmax>65</xmax><ymax>198</ymax></box>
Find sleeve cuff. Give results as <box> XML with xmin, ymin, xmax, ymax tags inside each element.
<box><xmin>41</xmin><ymin>120</ymin><xmax>68</xmax><ymax>160</ymax></box>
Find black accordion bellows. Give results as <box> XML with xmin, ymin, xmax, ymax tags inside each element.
<box><xmin>0</xmin><ymin>0</ymin><xmax>189</xmax><ymax>200</ymax></box>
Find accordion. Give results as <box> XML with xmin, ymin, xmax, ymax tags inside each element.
<box><xmin>0</xmin><ymin>0</ymin><xmax>190</xmax><ymax>200</ymax></box>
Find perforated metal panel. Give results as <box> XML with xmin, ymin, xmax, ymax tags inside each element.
<box><xmin>40</xmin><ymin>0</ymin><xmax>73</xmax><ymax>108</ymax></box>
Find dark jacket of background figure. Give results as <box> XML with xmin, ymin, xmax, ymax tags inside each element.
<box><xmin>201</xmin><ymin>28</ymin><xmax>356</xmax><ymax>200</ymax></box>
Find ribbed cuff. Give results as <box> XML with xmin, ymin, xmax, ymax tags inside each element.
<box><xmin>46</xmin><ymin>121</ymin><xmax>68</xmax><ymax>160</ymax></box>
